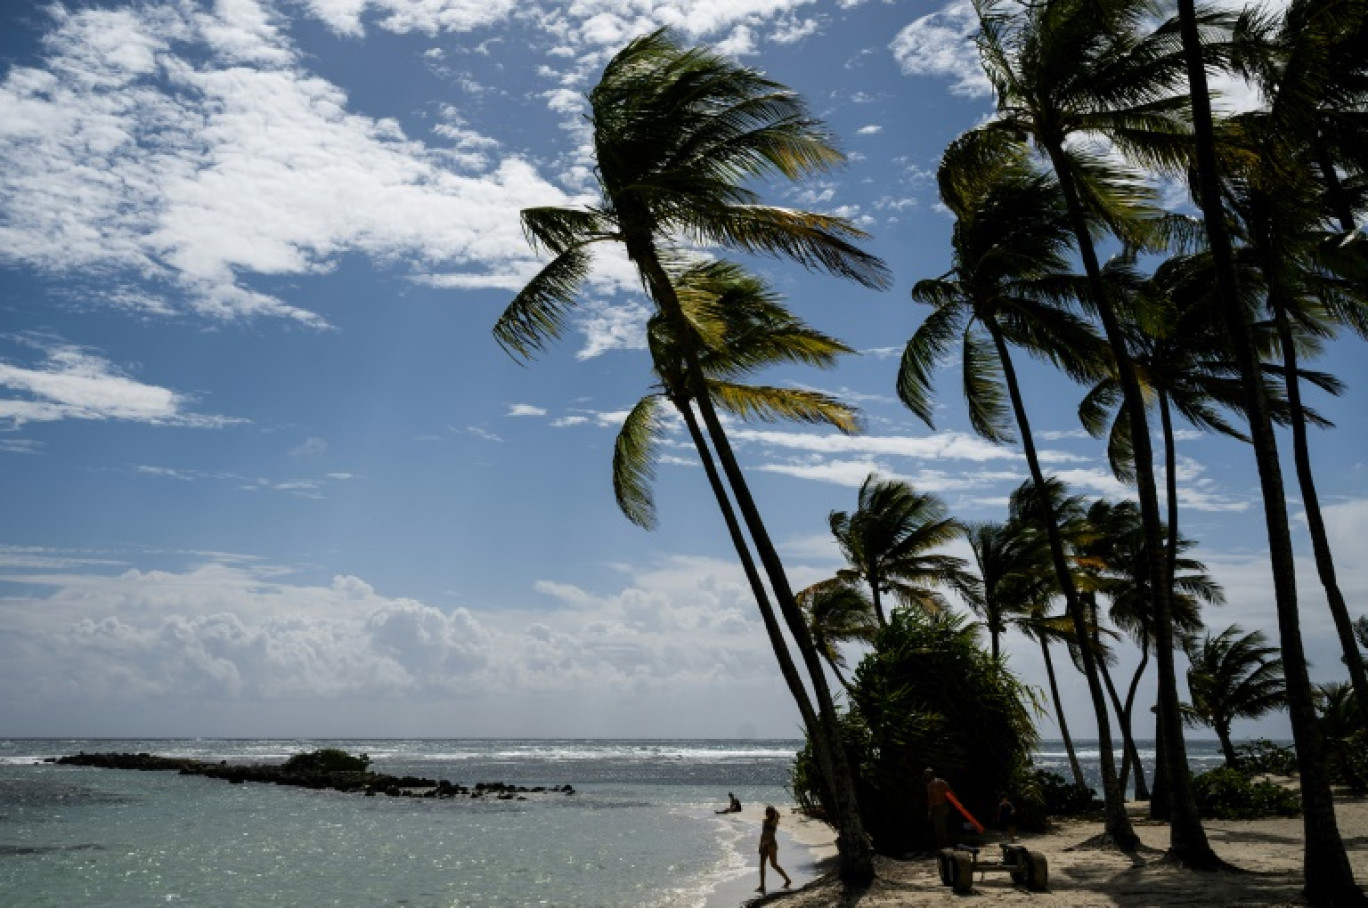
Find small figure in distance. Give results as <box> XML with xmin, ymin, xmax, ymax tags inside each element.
<box><xmin>755</xmin><ymin>804</ymin><xmax>792</xmax><ymax>893</ymax></box>
<box><xmin>716</xmin><ymin>792</ymin><xmax>741</xmax><ymax>814</ymax></box>
<box><xmin>925</xmin><ymin>768</ymin><xmax>951</xmax><ymax>849</ymax></box>
<box><xmin>997</xmin><ymin>792</ymin><xmax>1017</xmax><ymax>842</ymax></box>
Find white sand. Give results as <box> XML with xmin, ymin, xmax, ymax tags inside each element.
<box><xmin>716</xmin><ymin>792</ymin><xmax>1368</xmax><ymax>907</ymax></box>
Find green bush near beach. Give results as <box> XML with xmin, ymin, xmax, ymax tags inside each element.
<box><xmin>1233</xmin><ymin>739</ymin><xmax>1298</xmax><ymax>777</ymax></box>
<box><xmin>792</xmin><ymin>610</ymin><xmax>1038</xmax><ymax>853</ymax></box>
<box><xmin>1192</xmin><ymin>767</ymin><xmax>1300</xmax><ymax>819</ymax></box>
<box><xmin>283</xmin><ymin>748</ymin><xmax>372</xmax><ymax>774</ymax></box>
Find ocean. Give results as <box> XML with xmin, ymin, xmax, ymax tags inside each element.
<box><xmin>0</xmin><ymin>737</ymin><xmax>1231</xmax><ymax>907</ymax></box>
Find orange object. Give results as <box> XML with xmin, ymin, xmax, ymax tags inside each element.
<box><xmin>946</xmin><ymin>791</ymin><xmax>984</xmax><ymax>834</ymax></box>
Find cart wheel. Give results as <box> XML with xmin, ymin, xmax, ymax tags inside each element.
<box><xmin>1025</xmin><ymin>851</ymin><xmax>1049</xmax><ymax>890</ymax></box>
<box><xmin>1010</xmin><ymin>866</ymin><xmax>1027</xmax><ymax>885</ymax></box>
<box><xmin>951</xmin><ymin>852</ymin><xmax>975</xmax><ymax>893</ymax></box>
<box><xmin>937</xmin><ymin>850</ymin><xmax>954</xmax><ymax>886</ymax></box>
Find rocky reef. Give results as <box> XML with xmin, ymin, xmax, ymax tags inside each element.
<box><xmin>51</xmin><ymin>751</ymin><xmax>575</xmax><ymax>801</ymax></box>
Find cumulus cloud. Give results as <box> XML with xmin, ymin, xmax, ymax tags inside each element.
<box><xmin>0</xmin><ymin>1</ymin><xmax>570</xmax><ymax>325</ymax></box>
<box><xmin>0</xmin><ymin>548</ymin><xmax>782</xmax><ymax>719</ymax></box>
<box><xmin>889</xmin><ymin>1</ymin><xmax>989</xmax><ymax>98</ymax></box>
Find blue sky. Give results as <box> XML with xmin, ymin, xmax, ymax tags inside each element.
<box><xmin>1</xmin><ymin>0</ymin><xmax>1363</xmax><ymax>741</ymax></box>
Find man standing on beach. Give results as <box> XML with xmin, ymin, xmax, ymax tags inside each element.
<box><xmin>925</xmin><ymin>768</ymin><xmax>950</xmax><ymax>849</ymax></box>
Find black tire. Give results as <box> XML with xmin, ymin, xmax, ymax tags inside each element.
<box><xmin>951</xmin><ymin>852</ymin><xmax>975</xmax><ymax>893</ymax></box>
<box><xmin>937</xmin><ymin>850</ymin><xmax>952</xmax><ymax>886</ymax></box>
<box><xmin>1026</xmin><ymin>851</ymin><xmax>1048</xmax><ymax>890</ymax></box>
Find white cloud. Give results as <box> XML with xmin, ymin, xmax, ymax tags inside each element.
<box><xmin>575</xmin><ymin>297</ymin><xmax>651</xmax><ymax>359</ymax></box>
<box><xmin>299</xmin><ymin>0</ymin><xmax>518</xmax><ymax>38</ymax></box>
<box><xmin>508</xmin><ymin>403</ymin><xmax>548</xmax><ymax>417</ymax></box>
<box><xmin>0</xmin><ymin>339</ymin><xmax>232</xmax><ymax>428</ymax></box>
<box><xmin>0</xmin><ymin>2</ymin><xmax>569</xmax><ymax>325</ymax></box>
<box><xmin>889</xmin><ymin>1</ymin><xmax>990</xmax><ymax>98</ymax></box>
<box><xmin>0</xmin><ymin>550</ymin><xmax>783</xmax><ymax>718</ymax></box>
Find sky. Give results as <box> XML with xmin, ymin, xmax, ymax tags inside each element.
<box><xmin>0</xmin><ymin>0</ymin><xmax>1364</xmax><ymax>742</ymax></box>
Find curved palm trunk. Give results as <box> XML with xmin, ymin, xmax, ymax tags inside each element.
<box><xmin>1272</xmin><ymin>302</ymin><xmax>1368</xmax><ymax>729</ymax></box>
<box><xmin>1041</xmin><ymin>141</ymin><xmax>1199</xmax><ymax>859</ymax></box>
<box><xmin>987</xmin><ymin>321</ymin><xmax>1138</xmax><ymax>847</ymax></box>
<box><xmin>1177</xmin><ymin>0</ymin><xmax>1363</xmax><ymax>895</ymax></box>
<box><xmin>674</xmin><ymin>397</ymin><xmax>823</xmax><ymax>733</ymax></box>
<box><xmin>629</xmin><ymin>238</ymin><xmax>873</xmax><ymax>883</ymax></box>
<box><xmin>1122</xmin><ymin>636</ymin><xmax>1152</xmax><ymax>801</ymax></box>
<box><xmin>1040</xmin><ymin>634</ymin><xmax>1088</xmax><ymax>787</ymax></box>
<box><xmin>1099</xmin><ymin>651</ymin><xmax>1145</xmax><ymax>801</ymax></box>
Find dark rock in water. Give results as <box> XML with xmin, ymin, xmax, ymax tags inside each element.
<box><xmin>53</xmin><ymin>752</ymin><xmax>575</xmax><ymax>807</ymax></box>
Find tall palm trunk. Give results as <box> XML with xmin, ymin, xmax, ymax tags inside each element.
<box><xmin>1098</xmin><ymin>648</ymin><xmax>1146</xmax><ymax>801</ymax></box>
<box><xmin>630</xmin><ymin>237</ymin><xmax>874</xmax><ymax>883</ymax></box>
<box><xmin>1271</xmin><ymin>296</ymin><xmax>1368</xmax><ymax>729</ymax></box>
<box><xmin>1041</xmin><ymin>142</ymin><xmax>1202</xmax><ymax>860</ymax></box>
<box><xmin>1177</xmin><ymin>0</ymin><xmax>1363</xmax><ymax>896</ymax></box>
<box><xmin>673</xmin><ymin>396</ymin><xmax>824</xmax><ymax>740</ymax></box>
<box><xmin>1084</xmin><ymin>591</ymin><xmax>1145</xmax><ymax>798</ymax></box>
<box><xmin>989</xmin><ymin>316</ymin><xmax>1138</xmax><ymax>847</ymax></box>
<box><xmin>1040</xmin><ymin>634</ymin><xmax>1089</xmax><ymax>787</ymax></box>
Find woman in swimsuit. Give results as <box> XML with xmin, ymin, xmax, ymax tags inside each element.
<box><xmin>756</xmin><ymin>804</ymin><xmax>792</xmax><ymax>893</ymax></box>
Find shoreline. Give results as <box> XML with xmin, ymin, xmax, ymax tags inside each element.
<box><xmin>702</xmin><ymin>804</ymin><xmax>838</xmax><ymax>908</ymax></box>
<box><xmin>720</xmin><ymin>793</ymin><xmax>1368</xmax><ymax>906</ymax></box>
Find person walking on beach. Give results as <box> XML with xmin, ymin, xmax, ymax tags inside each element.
<box><xmin>997</xmin><ymin>792</ymin><xmax>1017</xmax><ymax>842</ymax></box>
<box><xmin>756</xmin><ymin>805</ymin><xmax>792</xmax><ymax>893</ymax></box>
<box><xmin>925</xmin><ymin>768</ymin><xmax>951</xmax><ymax>849</ymax></box>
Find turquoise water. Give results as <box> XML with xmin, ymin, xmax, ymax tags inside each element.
<box><xmin>0</xmin><ymin>737</ymin><xmax>1233</xmax><ymax>906</ymax></box>
<box><xmin>0</xmin><ymin>740</ymin><xmax>796</xmax><ymax>907</ymax></box>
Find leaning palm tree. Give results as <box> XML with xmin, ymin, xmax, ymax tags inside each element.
<box><xmin>827</xmin><ymin>475</ymin><xmax>973</xmax><ymax>627</ymax></box>
<box><xmin>494</xmin><ymin>30</ymin><xmax>888</xmax><ymax>882</ymax></box>
<box><xmin>899</xmin><ymin>129</ymin><xmax>1144</xmax><ymax>840</ymax></box>
<box><xmin>1183</xmin><ymin>626</ymin><xmax>1288</xmax><ymax>768</ymax></box>
<box><xmin>613</xmin><ymin>258</ymin><xmax>863</xmax><ymax>799</ymax></box>
<box><xmin>1175</xmin><ymin>0</ymin><xmax>1365</xmax><ymax>891</ymax></box>
<box><xmin>969</xmin><ymin>0</ymin><xmax>1218</xmax><ymax>860</ymax></box>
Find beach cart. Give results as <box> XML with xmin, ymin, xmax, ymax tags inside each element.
<box><xmin>937</xmin><ymin>842</ymin><xmax>1049</xmax><ymax>893</ymax></box>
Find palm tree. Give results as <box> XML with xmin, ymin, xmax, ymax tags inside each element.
<box><xmin>961</xmin><ymin>520</ymin><xmax>1044</xmax><ymax>662</ymax></box>
<box><xmin>611</xmin><ymin>258</ymin><xmax>864</xmax><ymax>802</ymax></box>
<box><xmin>1174</xmin><ymin>0</ymin><xmax>1364</xmax><ymax>891</ymax></box>
<box><xmin>1078</xmin><ymin>498</ymin><xmax>1221</xmax><ymax>801</ymax></box>
<box><xmin>902</xmin><ymin>115</ymin><xmax>1143</xmax><ymax>841</ymax></box>
<box><xmin>969</xmin><ymin>0</ymin><xmax>1217</xmax><ymax>861</ymax></box>
<box><xmin>796</xmin><ymin>580</ymin><xmax>879</xmax><ymax>693</ymax></box>
<box><xmin>1007</xmin><ymin>478</ymin><xmax>1099</xmax><ymax>790</ymax></box>
<box><xmin>1182</xmin><ymin>626</ymin><xmax>1287</xmax><ymax>768</ymax></box>
<box><xmin>494</xmin><ymin>30</ymin><xmax>889</xmax><ymax>882</ymax></box>
<box><xmin>827</xmin><ymin>475</ymin><xmax>973</xmax><ymax>627</ymax></box>
<box><xmin>1216</xmin><ymin>109</ymin><xmax>1368</xmax><ymax>734</ymax></box>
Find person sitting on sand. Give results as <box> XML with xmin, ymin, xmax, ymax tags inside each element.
<box><xmin>716</xmin><ymin>792</ymin><xmax>741</xmax><ymax>814</ymax></box>
<box><xmin>756</xmin><ymin>804</ymin><xmax>792</xmax><ymax>893</ymax></box>
<box><xmin>925</xmin><ymin>768</ymin><xmax>951</xmax><ymax>849</ymax></box>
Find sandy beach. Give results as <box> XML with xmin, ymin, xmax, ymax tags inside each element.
<box><xmin>717</xmin><ymin>793</ymin><xmax>1368</xmax><ymax>907</ymax></box>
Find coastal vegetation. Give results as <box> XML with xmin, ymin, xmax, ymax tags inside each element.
<box><xmin>495</xmin><ymin>0</ymin><xmax>1367</xmax><ymax>901</ymax></box>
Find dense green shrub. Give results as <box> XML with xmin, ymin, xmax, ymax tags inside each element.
<box><xmin>1192</xmin><ymin>766</ymin><xmax>1300</xmax><ymax>819</ymax></box>
<box><xmin>283</xmin><ymin>748</ymin><xmax>371</xmax><ymax>774</ymax></box>
<box><xmin>1233</xmin><ymin>739</ymin><xmax>1297</xmax><ymax>776</ymax></box>
<box><xmin>1027</xmin><ymin>768</ymin><xmax>1098</xmax><ymax>817</ymax></box>
<box><xmin>792</xmin><ymin>610</ymin><xmax>1038</xmax><ymax>854</ymax></box>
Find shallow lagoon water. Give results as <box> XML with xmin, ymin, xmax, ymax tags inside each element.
<box><xmin>0</xmin><ymin>737</ymin><xmax>1230</xmax><ymax>906</ymax></box>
